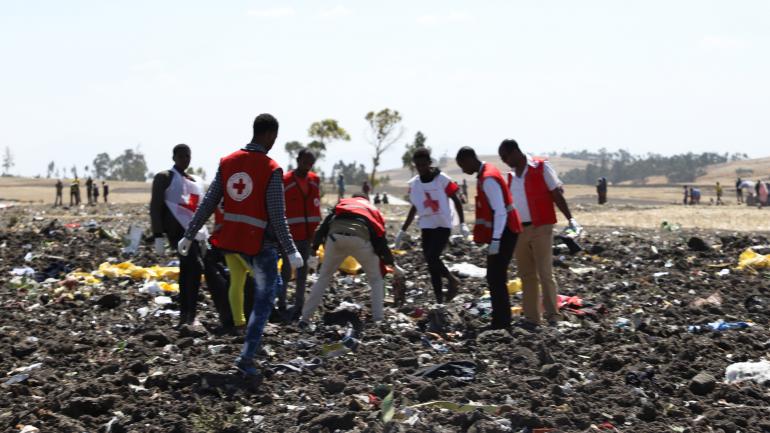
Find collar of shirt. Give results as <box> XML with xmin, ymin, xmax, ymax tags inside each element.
<box><xmin>243</xmin><ymin>143</ymin><xmax>267</xmax><ymax>153</ymax></box>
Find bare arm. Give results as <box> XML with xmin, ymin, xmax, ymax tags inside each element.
<box><xmin>150</xmin><ymin>171</ymin><xmax>171</xmax><ymax>237</ymax></box>
<box><xmin>550</xmin><ymin>188</ymin><xmax>573</xmax><ymax>221</ymax></box>
<box><xmin>449</xmin><ymin>192</ymin><xmax>465</xmax><ymax>224</ymax></box>
<box><xmin>401</xmin><ymin>206</ymin><xmax>417</xmax><ymax>231</ymax></box>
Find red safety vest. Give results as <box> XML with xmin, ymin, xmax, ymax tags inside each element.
<box><xmin>474</xmin><ymin>163</ymin><xmax>523</xmax><ymax>244</ymax></box>
<box><xmin>334</xmin><ymin>197</ymin><xmax>386</xmax><ymax>238</ymax></box>
<box><xmin>516</xmin><ymin>159</ymin><xmax>557</xmax><ymax>227</ymax></box>
<box><xmin>210</xmin><ymin>149</ymin><xmax>279</xmax><ymax>255</ymax></box>
<box><xmin>283</xmin><ymin>170</ymin><xmax>321</xmax><ymax>241</ymax></box>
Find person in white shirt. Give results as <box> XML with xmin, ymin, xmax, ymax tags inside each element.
<box><xmin>395</xmin><ymin>148</ymin><xmax>467</xmax><ymax>303</ymax></box>
<box><xmin>455</xmin><ymin>146</ymin><xmax>523</xmax><ymax>330</ymax></box>
<box><xmin>498</xmin><ymin>139</ymin><xmax>579</xmax><ymax>326</ymax></box>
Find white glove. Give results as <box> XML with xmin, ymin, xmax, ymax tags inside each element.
<box><xmin>393</xmin><ymin>265</ymin><xmax>405</xmax><ymax>276</ymax></box>
<box><xmin>459</xmin><ymin>223</ymin><xmax>471</xmax><ymax>238</ymax></box>
<box><xmin>288</xmin><ymin>251</ymin><xmax>304</xmax><ymax>270</ymax></box>
<box><xmin>394</xmin><ymin>230</ymin><xmax>405</xmax><ymax>248</ymax></box>
<box><xmin>153</xmin><ymin>237</ymin><xmax>165</xmax><ymax>255</ymax></box>
<box><xmin>488</xmin><ymin>239</ymin><xmax>501</xmax><ymax>256</ymax></box>
<box><xmin>568</xmin><ymin>218</ymin><xmax>583</xmax><ymax>235</ymax></box>
<box><xmin>306</xmin><ymin>255</ymin><xmax>319</xmax><ymax>271</ymax></box>
<box><xmin>177</xmin><ymin>238</ymin><xmax>192</xmax><ymax>256</ymax></box>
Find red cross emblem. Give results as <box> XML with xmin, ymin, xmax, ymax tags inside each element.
<box><xmin>226</xmin><ymin>172</ymin><xmax>253</xmax><ymax>202</ymax></box>
<box><xmin>423</xmin><ymin>192</ymin><xmax>440</xmax><ymax>213</ymax></box>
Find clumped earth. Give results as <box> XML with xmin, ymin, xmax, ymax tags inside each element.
<box><xmin>1</xmin><ymin>204</ymin><xmax>770</xmax><ymax>433</ymax></box>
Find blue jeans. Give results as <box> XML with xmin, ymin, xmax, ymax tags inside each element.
<box><xmin>238</xmin><ymin>248</ymin><xmax>280</xmax><ymax>362</ymax></box>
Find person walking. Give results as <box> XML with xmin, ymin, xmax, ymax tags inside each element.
<box><xmin>54</xmin><ymin>179</ymin><xmax>63</xmax><ymax>206</ymax></box>
<box><xmin>499</xmin><ymin>139</ymin><xmax>580</xmax><ymax>327</ymax></box>
<box><xmin>736</xmin><ymin>178</ymin><xmax>743</xmax><ymax>204</ymax></box>
<box><xmin>455</xmin><ymin>146</ymin><xmax>522</xmax><ymax>330</ymax></box>
<box><xmin>395</xmin><ymin>147</ymin><xmax>466</xmax><ymax>303</ymax></box>
<box><xmin>150</xmin><ymin>144</ymin><xmax>231</xmax><ymax>328</ymax></box>
<box><xmin>278</xmin><ymin>148</ymin><xmax>321</xmax><ymax>319</ymax></box>
<box><xmin>337</xmin><ymin>174</ymin><xmax>346</xmax><ymax>200</ymax></box>
<box><xmin>179</xmin><ymin>113</ymin><xmax>303</xmax><ymax>378</ymax></box>
<box><xmin>300</xmin><ymin>194</ymin><xmax>404</xmax><ymax>327</ymax></box>
<box><xmin>102</xmin><ymin>181</ymin><xmax>109</xmax><ymax>203</ymax></box>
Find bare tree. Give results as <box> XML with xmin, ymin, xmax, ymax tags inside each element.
<box><xmin>365</xmin><ymin>108</ymin><xmax>403</xmax><ymax>186</ymax></box>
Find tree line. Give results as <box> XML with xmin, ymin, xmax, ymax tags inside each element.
<box><xmin>560</xmin><ymin>149</ymin><xmax>749</xmax><ymax>185</ymax></box>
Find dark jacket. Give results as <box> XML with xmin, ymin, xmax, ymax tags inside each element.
<box><xmin>150</xmin><ymin>169</ymin><xmax>186</xmax><ymax>244</ymax></box>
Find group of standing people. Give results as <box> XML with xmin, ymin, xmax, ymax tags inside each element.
<box><xmin>149</xmin><ymin>113</ymin><xmax>579</xmax><ymax>379</ymax></box>
<box><xmin>55</xmin><ymin>177</ymin><xmax>109</xmax><ymax>207</ymax></box>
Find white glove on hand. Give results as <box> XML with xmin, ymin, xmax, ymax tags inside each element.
<box><xmin>394</xmin><ymin>230</ymin><xmax>405</xmax><ymax>248</ymax></box>
<box><xmin>393</xmin><ymin>265</ymin><xmax>405</xmax><ymax>276</ymax></box>
<box><xmin>568</xmin><ymin>218</ymin><xmax>582</xmax><ymax>234</ymax></box>
<box><xmin>288</xmin><ymin>251</ymin><xmax>304</xmax><ymax>270</ymax></box>
<box><xmin>153</xmin><ymin>237</ymin><xmax>165</xmax><ymax>255</ymax></box>
<box><xmin>459</xmin><ymin>223</ymin><xmax>471</xmax><ymax>238</ymax></box>
<box><xmin>488</xmin><ymin>239</ymin><xmax>501</xmax><ymax>256</ymax></box>
<box><xmin>177</xmin><ymin>238</ymin><xmax>192</xmax><ymax>256</ymax></box>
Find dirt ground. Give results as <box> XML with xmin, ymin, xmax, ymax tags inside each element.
<box><xmin>1</xmin><ymin>202</ymin><xmax>770</xmax><ymax>432</ymax></box>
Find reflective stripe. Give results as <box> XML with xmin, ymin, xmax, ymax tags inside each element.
<box><xmin>287</xmin><ymin>215</ymin><xmax>323</xmax><ymax>225</ymax></box>
<box><xmin>223</xmin><ymin>212</ymin><xmax>267</xmax><ymax>228</ymax></box>
<box><xmin>284</xmin><ymin>182</ymin><xmax>297</xmax><ymax>192</ymax></box>
<box><xmin>474</xmin><ymin>219</ymin><xmax>492</xmax><ymax>228</ymax></box>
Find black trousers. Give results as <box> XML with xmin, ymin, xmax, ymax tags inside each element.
<box><xmin>486</xmin><ymin>228</ymin><xmax>518</xmax><ymax>329</ymax></box>
<box><xmin>421</xmin><ymin>227</ymin><xmax>452</xmax><ymax>303</ymax></box>
<box><xmin>170</xmin><ymin>234</ymin><xmax>232</xmax><ymax>326</ymax></box>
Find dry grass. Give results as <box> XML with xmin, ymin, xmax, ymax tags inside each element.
<box><xmin>573</xmin><ymin>205</ymin><xmax>770</xmax><ymax>232</ymax></box>
<box><xmin>0</xmin><ymin>177</ymin><xmax>150</xmax><ymax>204</ymax></box>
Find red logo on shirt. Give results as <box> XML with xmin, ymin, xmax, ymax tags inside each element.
<box><xmin>180</xmin><ymin>193</ymin><xmax>200</xmax><ymax>212</ymax></box>
<box><xmin>423</xmin><ymin>192</ymin><xmax>440</xmax><ymax>213</ymax></box>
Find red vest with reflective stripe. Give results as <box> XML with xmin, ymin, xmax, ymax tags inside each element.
<box><xmin>524</xmin><ymin>159</ymin><xmax>557</xmax><ymax>226</ymax></box>
<box><xmin>334</xmin><ymin>197</ymin><xmax>385</xmax><ymax>237</ymax></box>
<box><xmin>283</xmin><ymin>170</ymin><xmax>321</xmax><ymax>241</ymax></box>
<box><xmin>210</xmin><ymin>150</ymin><xmax>279</xmax><ymax>255</ymax></box>
<box><xmin>474</xmin><ymin>163</ymin><xmax>523</xmax><ymax>244</ymax></box>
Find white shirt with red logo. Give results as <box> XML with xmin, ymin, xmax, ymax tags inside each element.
<box><xmin>408</xmin><ymin>172</ymin><xmax>459</xmax><ymax>229</ymax></box>
<box><xmin>164</xmin><ymin>168</ymin><xmax>209</xmax><ymax>240</ymax></box>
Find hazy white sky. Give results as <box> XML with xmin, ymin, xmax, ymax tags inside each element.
<box><xmin>1</xmin><ymin>1</ymin><xmax>768</xmax><ymax>179</ymax></box>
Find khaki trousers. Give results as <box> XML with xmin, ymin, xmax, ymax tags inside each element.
<box><xmin>301</xmin><ymin>234</ymin><xmax>385</xmax><ymax>322</ymax></box>
<box><xmin>515</xmin><ymin>224</ymin><xmax>560</xmax><ymax>324</ymax></box>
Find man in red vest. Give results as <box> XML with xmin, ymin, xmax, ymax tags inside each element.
<box><xmin>455</xmin><ymin>147</ymin><xmax>522</xmax><ymax>330</ymax></box>
<box><xmin>299</xmin><ymin>193</ymin><xmax>404</xmax><ymax>327</ymax></box>
<box><xmin>278</xmin><ymin>147</ymin><xmax>322</xmax><ymax>319</ymax></box>
<box><xmin>179</xmin><ymin>113</ymin><xmax>304</xmax><ymax>378</ymax></box>
<box><xmin>498</xmin><ymin>139</ymin><xmax>580</xmax><ymax>326</ymax></box>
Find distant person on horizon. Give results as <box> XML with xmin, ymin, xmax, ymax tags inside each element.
<box><xmin>736</xmin><ymin>178</ymin><xmax>743</xmax><ymax>204</ymax></box>
<box><xmin>54</xmin><ymin>179</ymin><xmax>63</xmax><ymax>206</ymax></box>
<box><xmin>102</xmin><ymin>181</ymin><xmax>109</xmax><ymax>203</ymax></box>
<box><xmin>337</xmin><ymin>174</ymin><xmax>345</xmax><ymax>200</ymax></box>
<box><xmin>93</xmin><ymin>181</ymin><xmax>100</xmax><ymax>203</ymax></box>
<box><xmin>85</xmin><ymin>177</ymin><xmax>94</xmax><ymax>205</ymax></box>
<box><xmin>456</xmin><ymin>146</ymin><xmax>522</xmax><ymax>330</ymax></box>
<box><xmin>362</xmin><ymin>180</ymin><xmax>371</xmax><ymax>197</ymax></box>
<box><xmin>758</xmin><ymin>180</ymin><xmax>768</xmax><ymax>208</ymax></box>
<box><xmin>683</xmin><ymin>186</ymin><xmax>689</xmax><ymax>205</ymax></box>
<box><xmin>596</xmin><ymin>177</ymin><xmax>608</xmax><ymax>205</ymax></box>
<box><xmin>70</xmin><ymin>177</ymin><xmax>80</xmax><ymax>206</ymax></box>
<box><xmin>716</xmin><ymin>182</ymin><xmax>724</xmax><ymax>205</ymax></box>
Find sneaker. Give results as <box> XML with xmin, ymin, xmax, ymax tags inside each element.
<box><xmin>235</xmin><ymin>358</ymin><xmax>261</xmax><ymax>378</ymax></box>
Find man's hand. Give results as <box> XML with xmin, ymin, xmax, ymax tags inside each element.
<box><xmin>568</xmin><ymin>218</ymin><xmax>583</xmax><ymax>236</ymax></box>
<box><xmin>177</xmin><ymin>238</ymin><xmax>192</xmax><ymax>256</ymax></box>
<box><xmin>153</xmin><ymin>237</ymin><xmax>165</xmax><ymax>255</ymax></box>
<box><xmin>393</xmin><ymin>230</ymin><xmax>405</xmax><ymax>248</ymax></box>
<box><xmin>288</xmin><ymin>251</ymin><xmax>304</xmax><ymax>270</ymax></box>
<box><xmin>459</xmin><ymin>223</ymin><xmax>471</xmax><ymax>239</ymax></box>
<box><xmin>488</xmin><ymin>239</ymin><xmax>501</xmax><ymax>256</ymax></box>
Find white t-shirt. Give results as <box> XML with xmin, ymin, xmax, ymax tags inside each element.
<box><xmin>408</xmin><ymin>171</ymin><xmax>459</xmax><ymax>229</ymax></box>
<box><xmin>507</xmin><ymin>157</ymin><xmax>561</xmax><ymax>223</ymax></box>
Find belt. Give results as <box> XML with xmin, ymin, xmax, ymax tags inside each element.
<box><xmin>522</xmin><ymin>222</ymin><xmax>533</xmax><ymax>227</ymax></box>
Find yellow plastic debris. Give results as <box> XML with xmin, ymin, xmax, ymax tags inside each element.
<box><xmin>511</xmin><ymin>306</ymin><xmax>523</xmax><ymax>315</ymax></box>
<box><xmin>317</xmin><ymin>244</ymin><xmax>363</xmax><ymax>275</ymax></box>
<box><xmin>507</xmin><ymin>278</ymin><xmax>522</xmax><ymax>295</ymax></box>
<box><xmin>94</xmin><ymin>261</ymin><xmax>180</xmax><ymax>282</ymax></box>
<box><xmin>736</xmin><ymin>248</ymin><xmax>770</xmax><ymax>272</ymax></box>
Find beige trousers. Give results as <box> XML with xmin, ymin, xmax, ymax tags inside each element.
<box><xmin>514</xmin><ymin>224</ymin><xmax>560</xmax><ymax>324</ymax></box>
<box><xmin>301</xmin><ymin>234</ymin><xmax>385</xmax><ymax>322</ymax></box>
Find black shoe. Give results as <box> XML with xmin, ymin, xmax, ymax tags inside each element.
<box><xmin>513</xmin><ymin>320</ymin><xmax>540</xmax><ymax>332</ymax></box>
<box><xmin>235</xmin><ymin>358</ymin><xmax>262</xmax><ymax>378</ymax></box>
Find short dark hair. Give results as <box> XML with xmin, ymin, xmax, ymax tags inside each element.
<box><xmin>173</xmin><ymin>143</ymin><xmax>190</xmax><ymax>156</ymax></box>
<box><xmin>412</xmin><ymin>147</ymin><xmax>432</xmax><ymax>162</ymax></box>
<box><xmin>498</xmin><ymin>139</ymin><xmax>520</xmax><ymax>154</ymax></box>
<box><xmin>252</xmin><ymin>113</ymin><xmax>279</xmax><ymax>135</ymax></box>
<box><xmin>297</xmin><ymin>147</ymin><xmax>317</xmax><ymax>161</ymax></box>
<box><xmin>455</xmin><ymin>146</ymin><xmax>477</xmax><ymax>161</ymax></box>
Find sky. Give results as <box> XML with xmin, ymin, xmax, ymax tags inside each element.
<box><xmin>1</xmin><ymin>0</ymin><xmax>769</xmax><ymax>180</ymax></box>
